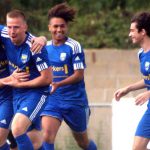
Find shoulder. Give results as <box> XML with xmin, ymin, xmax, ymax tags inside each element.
<box><xmin>137</xmin><ymin>48</ymin><xmax>144</xmax><ymax>60</ymax></box>
<box><xmin>65</xmin><ymin>37</ymin><xmax>82</xmax><ymax>54</ymax></box>
<box><xmin>25</xmin><ymin>32</ymin><xmax>35</xmax><ymax>48</ymax></box>
<box><xmin>46</xmin><ymin>40</ymin><xmax>52</xmax><ymax>46</ymax></box>
<box><xmin>0</xmin><ymin>24</ymin><xmax>6</xmax><ymax>30</ymax></box>
<box><xmin>46</xmin><ymin>41</ymin><xmax>52</xmax><ymax>52</ymax></box>
<box><xmin>0</xmin><ymin>25</ymin><xmax>9</xmax><ymax>38</ymax></box>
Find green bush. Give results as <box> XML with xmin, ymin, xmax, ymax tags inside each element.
<box><xmin>1</xmin><ymin>0</ymin><xmax>150</xmax><ymax>49</ymax></box>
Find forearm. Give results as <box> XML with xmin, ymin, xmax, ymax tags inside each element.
<box><xmin>0</xmin><ymin>76</ymin><xmax>11</xmax><ymax>87</ymax></box>
<box><xmin>126</xmin><ymin>79</ymin><xmax>146</xmax><ymax>92</ymax></box>
<box><xmin>17</xmin><ymin>76</ymin><xmax>51</xmax><ymax>88</ymax></box>
<box><xmin>56</xmin><ymin>71</ymin><xmax>83</xmax><ymax>87</ymax></box>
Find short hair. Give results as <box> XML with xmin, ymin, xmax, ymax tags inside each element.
<box><xmin>131</xmin><ymin>12</ymin><xmax>150</xmax><ymax>37</ymax></box>
<box><xmin>7</xmin><ymin>9</ymin><xmax>27</xmax><ymax>23</ymax></box>
<box><xmin>48</xmin><ymin>2</ymin><xmax>76</xmax><ymax>23</ymax></box>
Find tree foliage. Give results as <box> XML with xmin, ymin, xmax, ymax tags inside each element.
<box><xmin>0</xmin><ymin>0</ymin><xmax>150</xmax><ymax>49</ymax></box>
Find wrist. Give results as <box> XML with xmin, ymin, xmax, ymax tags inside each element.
<box><xmin>56</xmin><ymin>82</ymin><xmax>61</xmax><ymax>88</ymax></box>
<box><xmin>126</xmin><ymin>85</ymin><xmax>132</xmax><ymax>93</ymax></box>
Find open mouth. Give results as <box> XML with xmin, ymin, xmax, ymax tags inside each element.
<box><xmin>11</xmin><ymin>36</ymin><xmax>17</xmax><ymax>40</ymax></box>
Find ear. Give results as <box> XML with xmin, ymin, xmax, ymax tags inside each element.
<box><xmin>141</xmin><ymin>29</ymin><xmax>146</xmax><ymax>36</ymax></box>
<box><xmin>23</xmin><ymin>24</ymin><xmax>28</xmax><ymax>32</ymax></box>
<box><xmin>48</xmin><ymin>24</ymin><xmax>51</xmax><ymax>31</ymax></box>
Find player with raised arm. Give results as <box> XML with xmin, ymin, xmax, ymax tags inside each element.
<box><xmin>0</xmin><ymin>10</ymin><xmax>52</xmax><ymax>150</ymax></box>
<box><xmin>0</xmin><ymin>32</ymin><xmax>47</xmax><ymax>150</ymax></box>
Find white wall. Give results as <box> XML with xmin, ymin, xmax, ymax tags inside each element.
<box><xmin>112</xmin><ymin>98</ymin><xmax>150</xmax><ymax>150</ymax></box>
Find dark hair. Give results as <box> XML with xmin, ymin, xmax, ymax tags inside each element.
<box><xmin>7</xmin><ymin>9</ymin><xmax>27</xmax><ymax>23</ymax></box>
<box><xmin>131</xmin><ymin>12</ymin><xmax>150</xmax><ymax>37</ymax></box>
<box><xmin>48</xmin><ymin>3</ymin><xmax>76</xmax><ymax>23</ymax></box>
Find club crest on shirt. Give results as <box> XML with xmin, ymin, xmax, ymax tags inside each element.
<box><xmin>145</xmin><ymin>61</ymin><xmax>150</xmax><ymax>71</ymax></box>
<box><xmin>60</xmin><ymin>53</ymin><xmax>66</xmax><ymax>61</ymax></box>
<box><xmin>21</xmin><ymin>54</ymin><xmax>28</xmax><ymax>63</ymax></box>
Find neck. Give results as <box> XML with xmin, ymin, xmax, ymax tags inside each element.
<box><xmin>53</xmin><ymin>38</ymin><xmax>66</xmax><ymax>46</ymax></box>
<box><xmin>141</xmin><ymin>37</ymin><xmax>150</xmax><ymax>52</ymax></box>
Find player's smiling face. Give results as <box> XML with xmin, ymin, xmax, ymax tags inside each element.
<box><xmin>48</xmin><ymin>17</ymin><xmax>68</xmax><ymax>45</ymax></box>
<box><xmin>129</xmin><ymin>22</ymin><xmax>145</xmax><ymax>45</ymax></box>
<box><xmin>7</xmin><ymin>16</ymin><xmax>27</xmax><ymax>45</ymax></box>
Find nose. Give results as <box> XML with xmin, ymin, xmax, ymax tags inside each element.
<box><xmin>128</xmin><ymin>32</ymin><xmax>131</xmax><ymax>37</ymax></box>
<box><xmin>57</xmin><ymin>26</ymin><xmax>62</xmax><ymax>32</ymax></box>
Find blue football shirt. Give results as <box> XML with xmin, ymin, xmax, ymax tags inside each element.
<box><xmin>0</xmin><ymin>43</ymin><xmax>12</xmax><ymax>103</ymax></box>
<box><xmin>138</xmin><ymin>48</ymin><xmax>150</xmax><ymax>87</ymax></box>
<box><xmin>0</xmin><ymin>25</ymin><xmax>50</xmax><ymax>95</ymax></box>
<box><xmin>46</xmin><ymin>37</ymin><xmax>88</xmax><ymax>105</ymax></box>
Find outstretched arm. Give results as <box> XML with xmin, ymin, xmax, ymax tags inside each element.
<box><xmin>114</xmin><ymin>79</ymin><xmax>146</xmax><ymax>101</ymax></box>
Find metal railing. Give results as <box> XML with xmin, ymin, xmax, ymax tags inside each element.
<box><xmin>89</xmin><ymin>102</ymin><xmax>112</xmax><ymax>108</ymax></box>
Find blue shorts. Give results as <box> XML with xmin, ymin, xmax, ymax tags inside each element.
<box><xmin>41</xmin><ymin>95</ymin><xmax>90</xmax><ymax>132</ymax></box>
<box><xmin>0</xmin><ymin>100</ymin><xmax>14</xmax><ymax>129</ymax></box>
<box><xmin>27</xmin><ymin>117</ymin><xmax>42</xmax><ymax>131</ymax></box>
<box><xmin>13</xmin><ymin>92</ymin><xmax>48</xmax><ymax>124</ymax></box>
<box><xmin>135</xmin><ymin>108</ymin><xmax>150</xmax><ymax>138</ymax></box>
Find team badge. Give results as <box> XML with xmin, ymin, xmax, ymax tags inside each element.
<box><xmin>21</xmin><ymin>54</ymin><xmax>28</xmax><ymax>63</ymax></box>
<box><xmin>60</xmin><ymin>53</ymin><xmax>66</xmax><ymax>61</ymax></box>
<box><xmin>145</xmin><ymin>61</ymin><xmax>150</xmax><ymax>71</ymax></box>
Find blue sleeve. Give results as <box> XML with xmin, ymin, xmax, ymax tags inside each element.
<box><xmin>32</xmin><ymin>46</ymin><xmax>51</xmax><ymax>72</ymax></box>
<box><xmin>0</xmin><ymin>25</ymin><xmax>5</xmax><ymax>31</ymax></box>
<box><xmin>71</xmin><ymin>44</ymin><xmax>86</xmax><ymax>70</ymax></box>
<box><xmin>0</xmin><ymin>25</ymin><xmax>9</xmax><ymax>44</ymax></box>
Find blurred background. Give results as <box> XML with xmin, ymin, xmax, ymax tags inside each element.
<box><xmin>1</xmin><ymin>0</ymin><xmax>150</xmax><ymax>149</ymax></box>
<box><xmin>1</xmin><ymin>0</ymin><xmax>150</xmax><ymax>49</ymax></box>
